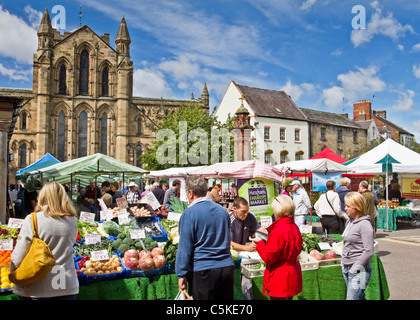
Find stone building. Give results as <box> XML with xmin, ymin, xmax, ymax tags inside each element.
<box><xmin>2</xmin><ymin>9</ymin><xmax>208</xmax><ymax>184</ymax></box>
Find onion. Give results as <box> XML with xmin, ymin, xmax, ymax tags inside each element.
<box><xmin>153</xmin><ymin>255</ymin><xmax>166</xmax><ymax>269</ymax></box>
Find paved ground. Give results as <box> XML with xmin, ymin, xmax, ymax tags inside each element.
<box><xmin>310</xmin><ymin>219</ymin><xmax>420</xmax><ymax>300</ymax></box>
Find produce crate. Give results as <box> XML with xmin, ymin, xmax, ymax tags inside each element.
<box><xmin>332</xmin><ymin>241</ymin><xmax>379</xmax><ymax>256</ymax></box>
<box><xmin>137</xmin><ymin>217</ymin><xmax>168</xmax><ymax>242</ymax></box>
<box><xmin>234</xmin><ymin>257</ymin><xmax>242</xmax><ymax>268</ymax></box>
<box><xmin>317</xmin><ymin>255</ymin><xmax>341</xmax><ymax>267</ymax></box>
<box><xmin>298</xmin><ymin>251</ymin><xmax>319</xmax><ymax>271</ymax></box>
<box><xmin>241</xmin><ymin>261</ymin><xmax>266</xmax><ymax>278</ymax></box>
<box><xmin>0</xmin><ymin>266</ymin><xmax>14</xmax><ymax>293</ymax></box>
<box><xmin>121</xmin><ymin>260</ymin><xmax>167</xmax><ymax>278</ymax></box>
<box><xmin>74</xmin><ymin>256</ymin><xmax>126</xmax><ymax>285</ymax></box>
<box><xmin>129</xmin><ymin>203</ymin><xmax>155</xmax><ymax>219</ymax></box>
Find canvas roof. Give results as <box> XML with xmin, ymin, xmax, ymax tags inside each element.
<box><xmin>310</xmin><ymin>147</ymin><xmax>348</xmax><ymax>164</ymax></box>
<box><xmin>16</xmin><ymin>153</ymin><xmax>60</xmax><ymax>180</ymax></box>
<box><xmin>275</xmin><ymin>158</ymin><xmax>351</xmax><ymax>174</ymax></box>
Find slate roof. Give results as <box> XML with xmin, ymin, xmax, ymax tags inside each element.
<box><xmin>373</xmin><ymin>114</ymin><xmax>414</xmax><ymax>136</ymax></box>
<box><xmin>300</xmin><ymin>108</ymin><xmax>364</xmax><ymax>129</ymax></box>
<box><xmin>233</xmin><ymin>82</ymin><xmax>307</xmax><ymax>121</ymax></box>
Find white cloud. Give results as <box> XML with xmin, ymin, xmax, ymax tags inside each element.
<box><xmin>398</xmin><ymin>44</ymin><xmax>404</xmax><ymax>51</ymax></box>
<box><xmin>300</xmin><ymin>0</ymin><xmax>316</xmax><ymax>11</ymax></box>
<box><xmin>390</xmin><ymin>90</ymin><xmax>415</xmax><ymax>111</ymax></box>
<box><xmin>280</xmin><ymin>80</ymin><xmax>316</xmax><ymax>101</ymax></box>
<box><xmin>159</xmin><ymin>55</ymin><xmax>200</xmax><ymax>81</ymax></box>
<box><xmin>331</xmin><ymin>48</ymin><xmax>342</xmax><ymax>56</ymax></box>
<box><xmin>322</xmin><ymin>66</ymin><xmax>386</xmax><ymax>109</ymax></box>
<box><xmin>0</xmin><ymin>5</ymin><xmax>38</xmax><ymax>64</ymax></box>
<box><xmin>132</xmin><ymin>68</ymin><xmax>171</xmax><ymax>98</ymax></box>
<box><xmin>24</xmin><ymin>5</ymin><xmax>42</xmax><ymax>29</ymax></box>
<box><xmin>0</xmin><ymin>63</ymin><xmax>32</xmax><ymax>81</ymax></box>
<box><xmin>412</xmin><ymin>43</ymin><xmax>420</xmax><ymax>52</ymax></box>
<box><xmin>351</xmin><ymin>1</ymin><xmax>414</xmax><ymax>47</ymax></box>
<box><xmin>413</xmin><ymin>65</ymin><xmax>420</xmax><ymax>79</ymax></box>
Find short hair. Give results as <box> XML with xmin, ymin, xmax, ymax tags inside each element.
<box><xmin>392</xmin><ymin>183</ymin><xmax>401</xmax><ymax>191</ymax></box>
<box><xmin>233</xmin><ymin>197</ymin><xmax>248</xmax><ymax>209</ymax></box>
<box><xmin>102</xmin><ymin>181</ymin><xmax>110</xmax><ymax>188</ymax></box>
<box><xmin>145</xmin><ymin>185</ymin><xmax>151</xmax><ymax>191</ymax></box>
<box><xmin>35</xmin><ymin>181</ymin><xmax>77</xmax><ymax>217</ymax></box>
<box><xmin>326</xmin><ymin>180</ymin><xmax>336</xmax><ymax>190</ymax></box>
<box><xmin>345</xmin><ymin>192</ymin><xmax>367</xmax><ymax>216</ymax></box>
<box><xmin>172</xmin><ymin>179</ymin><xmax>181</xmax><ymax>187</ymax></box>
<box><xmin>359</xmin><ymin>180</ymin><xmax>369</xmax><ymax>190</ymax></box>
<box><xmin>153</xmin><ymin>182</ymin><xmax>160</xmax><ymax>187</ymax></box>
<box><xmin>111</xmin><ymin>182</ymin><xmax>119</xmax><ymax>190</ymax></box>
<box><xmin>185</xmin><ymin>176</ymin><xmax>208</xmax><ymax>197</ymax></box>
<box><xmin>340</xmin><ymin>177</ymin><xmax>351</xmax><ymax>187</ymax></box>
<box><xmin>102</xmin><ymin>193</ymin><xmax>112</xmax><ymax>202</ymax></box>
<box><xmin>272</xmin><ymin>195</ymin><xmax>295</xmax><ymax>219</ymax></box>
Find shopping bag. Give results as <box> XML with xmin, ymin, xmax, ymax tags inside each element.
<box><xmin>174</xmin><ymin>290</ymin><xmax>193</xmax><ymax>300</ymax></box>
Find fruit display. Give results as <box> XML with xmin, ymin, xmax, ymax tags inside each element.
<box><xmin>0</xmin><ymin>250</ymin><xmax>13</xmax><ymax>268</ymax></box>
<box><xmin>0</xmin><ymin>266</ymin><xmax>14</xmax><ymax>291</ymax></box>
<box><xmin>77</xmin><ymin>254</ymin><xmax>123</xmax><ymax>276</ymax></box>
<box><xmin>122</xmin><ymin>248</ymin><xmax>166</xmax><ymax>271</ymax></box>
<box><xmin>0</xmin><ymin>225</ymin><xmax>19</xmax><ymax>247</ymax></box>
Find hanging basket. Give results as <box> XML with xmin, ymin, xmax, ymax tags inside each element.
<box><xmin>265</xmin><ymin>149</ymin><xmax>273</xmax><ymax>154</ymax></box>
<box><xmin>280</xmin><ymin>150</ymin><xmax>289</xmax><ymax>156</ymax></box>
<box><xmin>296</xmin><ymin>150</ymin><xmax>304</xmax><ymax>156</ymax></box>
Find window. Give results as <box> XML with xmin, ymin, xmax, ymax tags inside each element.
<box><xmin>338</xmin><ymin>149</ymin><xmax>343</xmax><ymax>157</ymax></box>
<box><xmin>21</xmin><ymin>112</ymin><xmax>27</xmax><ymax>130</ymax></box>
<box><xmin>264</xmin><ymin>152</ymin><xmax>270</xmax><ymax>164</ymax></box>
<box><xmin>59</xmin><ymin>64</ymin><xmax>66</xmax><ymax>94</ymax></box>
<box><xmin>101</xmin><ymin>67</ymin><xmax>109</xmax><ymax>97</ymax></box>
<box><xmin>280</xmin><ymin>152</ymin><xmax>286</xmax><ymax>164</ymax></box>
<box><xmin>295</xmin><ymin>151</ymin><xmax>303</xmax><ymax>161</ymax></box>
<box><xmin>321</xmin><ymin>127</ymin><xmax>326</xmax><ymax>140</ymax></box>
<box><xmin>19</xmin><ymin>144</ymin><xmax>27</xmax><ymax>168</ymax></box>
<box><xmin>295</xmin><ymin>129</ymin><xmax>301</xmax><ymax>142</ymax></box>
<box><xmin>264</xmin><ymin>127</ymin><xmax>270</xmax><ymax>140</ymax></box>
<box><xmin>78</xmin><ymin>111</ymin><xmax>88</xmax><ymax>157</ymax></box>
<box><xmin>338</xmin><ymin>129</ymin><xmax>343</xmax><ymax>142</ymax></box>
<box><xmin>353</xmin><ymin>130</ymin><xmax>358</xmax><ymax>143</ymax></box>
<box><xmin>279</xmin><ymin>128</ymin><xmax>286</xmax><ymax>141</ymax></box>
<box><xmin>137</xmin><ymin>119</ymin><xmax>141</xmax><ymax>136</ymax></box>
<box><xmin>100</xmin><ymin>113</ymin><xmax>108</xmax><ymax>155</ymax></box>
<box><xmin>57</xmin><ymin>111</ymin><xmax>65</xmax><ymax>161</ymax></box>
<box><xmin>79</xmin><ymin>49</ymin><xmax>89</xmax><ymax>95</ymax></box>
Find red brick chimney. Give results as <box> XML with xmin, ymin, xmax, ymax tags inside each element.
<box><xmin>353</xmin><ymin>99</ymin><xmax>372</xmax><ymax>121</ymax></box>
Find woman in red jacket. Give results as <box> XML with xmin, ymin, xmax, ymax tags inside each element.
<box><xmin>252</xmin><ymin>195</ymin><xmax>303</xmax><ymax>300</ymax></box>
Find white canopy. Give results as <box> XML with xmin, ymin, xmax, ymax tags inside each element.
<box><xmin>344</xmin><ymin>139</ymin><xmax>420</xmax><ymax>174</ymax></box>
<box><xmin>275</xmin><ymin>158</ymin><xmax>351</xmax><ymax>173</ymax></box>
<box><xmin>148</xmin><ymin>166</ymin><xmax>205</xmax><ymax>178</ymax></box>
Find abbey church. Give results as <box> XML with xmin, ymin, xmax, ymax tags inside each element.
<box><xmin>3</xmin><ymin>9</ymin><xmax>209</xmax><ymax>183</ymax></box>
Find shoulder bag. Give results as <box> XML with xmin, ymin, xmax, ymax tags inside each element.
<box><xmin>9</xmin><ymin>212</ymin><xmax>56</xmax><ymax>286</ymax></box>
<box><xmin>325</xmin><ymin>193</ymin><xmax>345</xmax><ymax>234</ymax></box>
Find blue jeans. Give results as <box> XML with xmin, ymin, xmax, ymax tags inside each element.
<box><xmin>342</xmin><ymin>262</ymin><xmax>372</xmax><ymax>300</ymax></box>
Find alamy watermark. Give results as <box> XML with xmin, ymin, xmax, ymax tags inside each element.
<box><xmin>352</xmin><ymin>5</ymin><xmax>366</xmax><ymax>30</ymax></box>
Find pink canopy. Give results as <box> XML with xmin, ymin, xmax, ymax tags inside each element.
<box><xmin>190</xmin><ymin>160</ymin><xmax>286</xmax><ymax>182</ymax></box>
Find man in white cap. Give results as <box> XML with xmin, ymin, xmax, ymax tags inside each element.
<box><xmin>125</xmin><ymin>181</ymin><xmax>141</xmax><ymax>204</ymax></box>
<box><xmin>290</xmin><ymin>180</ymin><xmax>312</xmax><ymax>226</ymax></box>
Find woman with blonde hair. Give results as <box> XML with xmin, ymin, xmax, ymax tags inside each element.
<box><xmin>10</xmin><ymin>181</ymin><xmax>79</xmax><ymax>300</ymax></box>
<box><xmin>341</xmin><ymin>192</ymin><xmax>374</xmax><ymax>300</ymax></box>
<box><xmin>251</xmin><ymin>195</ymin><xmax>303</xmax><ymax>300</ymax></box>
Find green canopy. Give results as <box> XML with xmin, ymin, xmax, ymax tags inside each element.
<box><xmin>29</xmin><ymin>153</ymin><xmax>148</xmax><ymax>186</ymax></box>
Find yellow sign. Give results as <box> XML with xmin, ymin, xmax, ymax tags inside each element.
<box><xmin>402</xmin><ymin>178</ymin><xmax>420</xmax><ymax>199</ymax></box>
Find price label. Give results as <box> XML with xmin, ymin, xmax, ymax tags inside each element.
<box><xmin>0</xmin><ymin>239</ymin><xmax>13</xmax><ymax>251</ymax></box>
<box><xmin>116</xmin><ymin>197</ymin><xmax>128</xmax><ymax>210</ymax></box>
<box><xmin>7</xmin><ymin>218</ymin><xmax>24</xmax><ymax>229</ymax></box>
<box><xmin>85</xmin><ymin>233</ymin><xmax>101</xmax><ymax>245</ymax></box>
<box><xmin>91</xmin><ymin>250</ymin><xmax>109</xmax><ymax>261</ymax></box>
<box><xmin>145</xmin><ymin>192</ymin><xmax>161</xmax><ymax>210</ymax></box>
<box><xmin>318</xmin><ymin>242</ymin><xmax>332</xmax><ymax>250</ymax></box>
<box><xmin>100</xmin><ymin>210</ymin><xmax>113</xmax><ymax>221</ymax></box>
<box><xmin>259</xmin><ymin>216</ymin><xmax>272</xmax><ymax>229</ymax></box>
<box><xmin>167</xmin><ymin>212</ymin><xmax>181</xmax><ymax>221</ymax></box>
<box><xmin>130</xmin><ymin>229</ymin><xmax>145</xmax><ymax>239</ymax></box>
<box><xmin>80</xmin><ymin>211</ymin><xmax>95</xmax><ymax>223</ymax></box>
<box><xmin>299</xmin><ymin>225</ymin><xmax>313</xmax><ymax>234</ymax></box>
<box><xmin>118</xmin><ymin>209</ymin><xmax>129</xmax><ymax>225</ymax></box>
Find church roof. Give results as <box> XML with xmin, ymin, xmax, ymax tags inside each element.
<box><xmin>37</xmin><ymin>8</ymin><xmax>54</xmax><ymax>35</ymax></box>
<box><xmin>233</xmin><ymin>81</ymin><xmax>307</xmax><ymax>121</ymax></box>
<box><xmin>116</xmin><ymin>16</ymin><xmax>131</xmax><ymax>43</ymax></box>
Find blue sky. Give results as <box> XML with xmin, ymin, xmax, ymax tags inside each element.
<box><xmin>1</xmin><ymin>0</ymin><xmax>420</xmax><ymax>140</ymax></box>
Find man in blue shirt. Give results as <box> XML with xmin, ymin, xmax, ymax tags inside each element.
<box><xmin>176</xmin><ymin>176</ymin><xmax>234</xmax><ymax>300</ymax></box>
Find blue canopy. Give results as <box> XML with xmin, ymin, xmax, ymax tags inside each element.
<box><xmin>16</xmin><ymin>153</ymin><xmax>60</xmax><ymax>180</ymax></box>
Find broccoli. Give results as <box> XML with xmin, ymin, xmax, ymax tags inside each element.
<box><xmin>122</xmin><ymin>237</ymin><xmax>134</xmax><ymax>246</ymax></box>
<box><xmin>112</xmin><ymin>239</ymin><xmax>123</xmax><ymax>250</ymax></box>
<box><xmin>143</xmin><ymin>236</ymin><xmax>153</xmax><ymax>244</ymax></box>
<box><xmin>135</xmin><ymin>241</ymin><xmax>143</xmax><ymax>250</ymax></box>
<box><xmin>118</xmin><ymin>243</ymin><xmax>130</xmax><ymax>255</ymax></box>
<box><xmin>118</xmin><ymin>233</ymin><xmax>126</xmax><ymax>240</ymax></box>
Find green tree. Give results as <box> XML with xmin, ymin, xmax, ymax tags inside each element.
<box><xmin>141</xmin><ymin>103</ymin><xmax>235</xmax><ymax>170</ymax></box>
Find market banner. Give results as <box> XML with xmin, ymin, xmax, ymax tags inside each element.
<box><xmin>237</xmin><ymin>178</ymin><xmax>275</xmax><ymax>218</ymax></box>
<box><xmin>312</xmin><ymin>172</ymin><xmax>342</xmax><ymax>192</ymax></box>
<box><xmin>401</xmin><ymin>177</ymin><xmax>420</xmax><ymax>199</ymax></box>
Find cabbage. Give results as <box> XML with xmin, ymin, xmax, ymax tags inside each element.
<box><xmin>101</xmin><ymin>221</ymin><xmax>120</xmax><ymax>237</ymax></box>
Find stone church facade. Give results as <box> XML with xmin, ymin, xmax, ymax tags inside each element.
<box><xmin>3</xmin><ymin>9</ymin><xmax>209</xmax><ymax>184</ymax></box>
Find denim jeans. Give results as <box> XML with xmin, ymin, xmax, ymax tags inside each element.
<box><xmin>342</xmin><ymin>262</ymin><xmax>372</xmax><ymax>300</ymax></box>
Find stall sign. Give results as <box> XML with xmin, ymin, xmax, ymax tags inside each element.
<box><xmin>402</xmin><ymin>177</ymin><xmax>420</xmax><ymax>199</ymax></box>
<box><xmin>238</xmin><ymin>178</ymin><xmax>275</xmax><ymax>217</ymax></box>
<box><xmin>312</xmin><ymin>172</ymin><xmax>342</xmax><ymax>192</ymax></box>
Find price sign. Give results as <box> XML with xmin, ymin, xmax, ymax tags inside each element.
<box><xmin>167</xmin><ymin>212</ymin><xmax>181</xmax><ymax>221</ymax></box>
<box><xmin>318</xmin><ymin>242</ymin><xmax>332</xmax><ymax>250</ymax></box>
<box><xmin>85</xmin><ymin>233</ymin><xmax>101</xmax><ymax>245</ymax></box>
<box><xmin>145</xmin><ymin>192</ymin><xmax>161</xmax><ymax>210</ymax></box>
<box><xmin>259</xmin><ymin>216</ymin><xmax>272</xmax><ymax>229</ymax></box>
<box><xmin>118</xmin><ymin>209</ymin><xmax>129</xmax><ymax>225</ymax></box>
<box><xmin>79</xmin><ymin>211</ymin><xmax>95</xmax><ymax>223</ymax></box>
<box><xmin>116</xmin><ymin>197</ymin><xmax>128</xmax><ymax>210</ymax></box>
<box><xmin>7</xmin><ymin>218</ymin><xmax>24</xmax><ymax>229</ymax></box>
<box><xmin>91</xmin><ymin>250</ymin><xmax>109</xmax><ymax>261</ymax></box>
<box><xmin>100</xmin><ymin>210</ymin><xmax>113</xmax><ymax>221</ymax></box>
<box><xmin>130</xmin><ymin>229</ymin><xmax>145</xmax><ymax>239</ymax></box>
<box><xmin>299</xmin><ymin>225</ymin><xmax>313</xmax><ymax>234</ymax></box>
<box><xmin>0</xmin><ymin>239</ymin><xmax>13</xmax><ymax>251</ymax></box>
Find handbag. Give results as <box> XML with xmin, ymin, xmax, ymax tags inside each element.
<box><xmin>9</xmin><ymin>212</ymin><xmax>56</xmax><ymax>286</ymax></box>
<box><xmin>325</xmin><ymin>194</ymin><xmax>345</xmax><ymax>234</ymax></box>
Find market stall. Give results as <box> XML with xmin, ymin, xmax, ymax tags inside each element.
<box><xmin>15</xmin><ymin>152</ymin><xmax>60</xmax><ymax>181</ymax></box>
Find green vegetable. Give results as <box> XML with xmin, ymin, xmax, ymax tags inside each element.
<box><xmin>169</xmin><ymin>196</ymin><xmax>189</xmax><ymax>213</ymax></box>
<box><xmin>302</xmin><ymin>233</ymin><xmax>321</xmax><ymax>253</ymax></box>
<box><xmin>164</xmin><ymin>240</ymin><xmax>178</xmax><ymax>266</ymax></box>
<box><xmin>118</xmin><ymin>243</ymin><xmax>130</xmax><ymax>255</ymax></box>
<box><xmin>112</xmin><ymin>239</ymin><xmax>123</xmax><ymax>250</ymax></box>
<box><xmin>73</xmin><ymin>239</ymin><xmax>113</xmax><ymax>257</ymax></box>
<box><xmin>101</xmin><ymin>221</ymin><xmax>120</xmax><ymax>237</ymax></box>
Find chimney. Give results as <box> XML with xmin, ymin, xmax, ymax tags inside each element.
<box><xmin>373</xmin><ymin>110</ymin><xmax>387</xmax><ymax>119</ymax></box>
<box><xmin>353</xmin><ymin>99</ymin><xmax>372</xmax><ymax>121</ymax></box>
<box><xmin>101</xmin><ymin>33</ymin><xmax>110</xmax><ymax>44</ymax></box>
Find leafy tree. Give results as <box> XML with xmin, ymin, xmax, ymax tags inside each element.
<box><xmin>141</xmin><ymin>103</ymin><xmax>235</xmax><ymax>170</ymax></box>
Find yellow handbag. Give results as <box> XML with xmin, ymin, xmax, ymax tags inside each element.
<box><xmin>9</xmin><ymin>212</ymin><xmax>56</xmax><ymax>286</ymax></box>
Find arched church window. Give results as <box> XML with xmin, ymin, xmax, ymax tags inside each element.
<box><xmin>19</xmin><ymin>144</ymin><xmax>27</xmax><ymax>168</ymax></box>
<box><xmin>57</xmin><ymin>111</ymin><xmax>65</xmax><ymax>161</ymax></box>
<box><xmin>59</xmin><ymin>64</ymin><xmax>66</xmax><ymax>94</ymax></box>
<box><xmin>21</xmin><ymin>112</ymin><xmax>27</xmax><ymax>130</ymax></box>
<box><xmin>137</xmin><ymin>119</ymin><xmax>141</xmax><ymax>136</ymax></box>
<box><xmin>78</xmin><ymin>111</ymin><xmax>88</xmax><ymax>157</ymax></box>
<box><xmin>102</xmin><ymin>67</ymin><xmax>109</xmax><ymax>97</ymax></box>
<box><xmin>79</xmin><ymin>49</ymin><xmax>89</xmax><ymax>95</ymax></box>
<box><xmin>100</xmin><ymin>113</ymin><xmax>108</xmax><ymax>155</ymax></box>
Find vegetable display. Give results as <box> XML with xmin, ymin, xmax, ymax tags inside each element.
<box><xmin>301</xmin><ymin>233</ymin><xmax>321</xmax><ymax>253</ymax></box>
<box><xmin>77</xmin><ymin>255</ymin><xmax>123</xmax><ymax>275</ymax></box>
<box><xmin>74</xmin><ymin>240</ymin><xmax>113</xmax><ymax>258</ymax></box>
<box><xmin>168</xmin><ymin>196</ymin><xmax>188</xmax><ymax>213</ymax></box>
<box><xmin>163</xmin><ymin>240</ymin><xmax>178</xmax><ymax>267</ymax></box>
